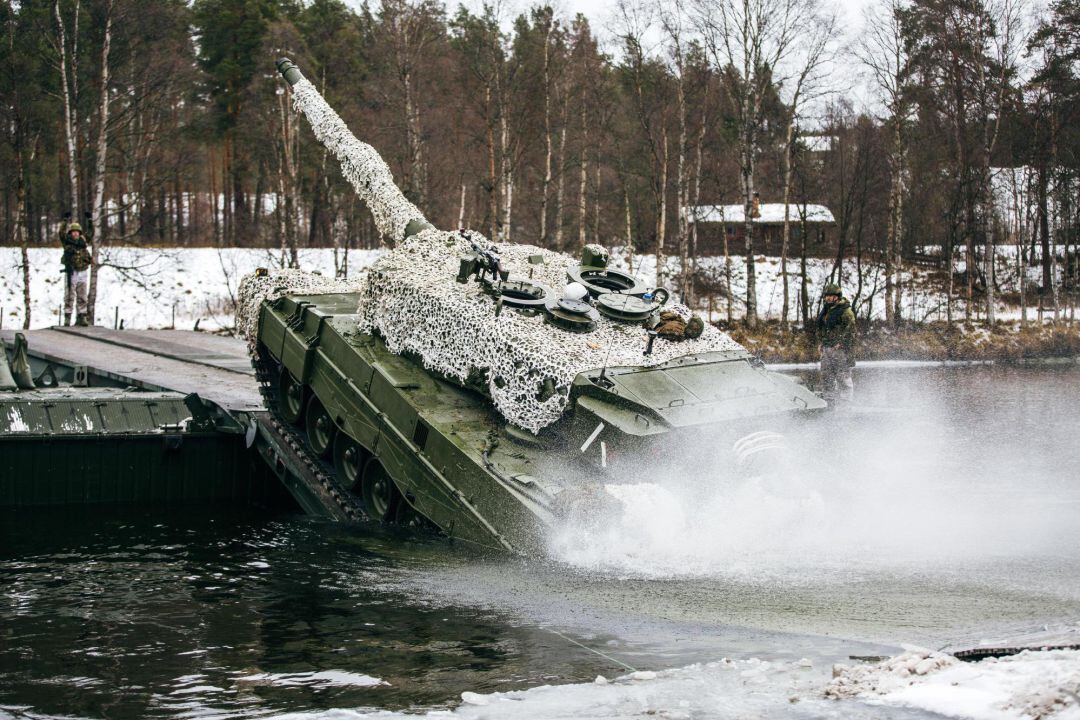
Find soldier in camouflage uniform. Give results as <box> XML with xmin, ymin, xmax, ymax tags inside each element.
<box><xmin>60</xmin><ymin>214</ymin><xmax>93</xmax><ymax>327</ymax></box>
<box><xmin>816</xmin><ymin>282</ymin><xmax>855</xmax><ymax>402</ymax></box>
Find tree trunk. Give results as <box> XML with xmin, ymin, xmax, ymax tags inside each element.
<box><xmin>86</xmin><ymin>0</ymin><xmax>113</xmax><ymax>325</ymax></box>
<box><xmin>675</xmin><ymin>69</ymin><xmax>688</xmax><ymax>301</ymax></box>
<box><xmin>622</xmin><ymin>169</ymin><xmax>634</xmax><ymax>273</ymax></box>
<box><xmin>886</xmin><ymin>117</ymin><xmax>904</xmax><ymax>325</ymax></box>
<box><xmin>499</xmin><ymin>102</ymin><xmax>513</xmax><ymax>241</ymax></box>
<box><xmin>458</xmin><ymin>183</ymin><xmax>467</xmax><ymax>228</ymax></box>
<box><xmin>485</xmin><ymin>85</ymin><xmax>498</xmax><ymax>243</ymax></box>
<box><xmin>577</xmin><ymin>99</ymin><xmax>588</xmax><ymax>249</ymax></box>
<box><xmin>740</xmin><ymin>130</ymin><xmax>757</xmax><ymax>327</ymax></box>
<box><xmin>54</xmin><ymin>0</ymin><xmax>80</xmax><ymax>212</ymax></box>
<box><xmin>554</xmin><ymin>96</ymin><xmax>569</xmax><ymax>249</ymax></box>
<box><xmin>1037</xmin><ymin>163</ymin><xmax>1052</xmax><ymax>293</ymax></box>
<box><xmin>656</xmin><ymin>129</ymin><xmax>668</xmax><ymax>288</ymax></box>
<box><xmin>723</xmin><ymin>218</ymin><xmax>733</xmax><ymax>324</ymax></box>
<box><xmin>15</xmin><ymin>141</ymin><xmax>32</xmax><ymax>329</ymax></box>
<box><xmin>780</xmin><ymin>119</ymin><xmax>795</xmax><ymax>327</ymax></box>
<box><xmin>403</xmin><ymin>67</ymin><xmax>427</xmax><ymax>210</ymax></box>
<box><xmin>688</xmin><ymin>98</ymin><xmax>706</xmax><ymax>310</ymax></box>
<box><xmin>539</xmin><ymin>21</ymin><xmax>553</xmax><ymax>245</ymax></box>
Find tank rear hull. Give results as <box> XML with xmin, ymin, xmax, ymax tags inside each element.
<box><xmin>257</xmin><ymin>293</ymin><xmax>549</xmax><ymax>553</ymax></box>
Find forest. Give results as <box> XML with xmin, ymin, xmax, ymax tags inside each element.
<box><xmin>1</xmin><ymin>0</ymin><xmax>1077</xmax><ymax>330</ymax></box>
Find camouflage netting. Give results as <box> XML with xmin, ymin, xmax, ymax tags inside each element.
<box><xmin>237</xmin><ymin>235</ymin><xmax>744</xmax><ymax>432</ymax></box>
<box><xmin>235</xmin><ymin>269</ymin><xmax>359</xmax><ymax>343</ymax></box>
<box><xmin>288</xmin><ymin>76</ymin><xmax>426</xmax><ymax>244</ymax></box>
<box><xmin>356</xmin><ymin>229</ymin><xmax>743</xmax><ymax>433</ymax></box>
<box><xmin>244</xmin><ymin>62</ymin><xmax>745</xmax><ymax>432</ymax></box>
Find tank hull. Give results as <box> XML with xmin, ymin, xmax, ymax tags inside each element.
<box><xmin>257</xmin><ymin>293</ymin><xmax>550</xmax><ymax>553</ymax></box>
<box><xmin>256</xmin><ymin>292</ymin><xmax>826</xmax><ymax>555</ymax></box>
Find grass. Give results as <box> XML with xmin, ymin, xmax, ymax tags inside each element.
<box><xmin>725</xmin><ymin>320</ymin><xmax>1080</xmax><ymax>364</ymax></box>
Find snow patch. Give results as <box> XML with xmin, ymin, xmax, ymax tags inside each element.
<box><xmin>6</xmin><ymin>407</ymin><xmax>30</xmax><ymax>432</ymax></box>
<box><xmin>826</xmin><ymin>648</ymin><xmax>1080</xmax><ymax>719</ymax></box>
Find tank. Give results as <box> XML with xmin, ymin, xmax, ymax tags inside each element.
<box><xmin>240</xmin><ymin>58</ymin><xmax>826</xmax><ymax>554</ymax></box>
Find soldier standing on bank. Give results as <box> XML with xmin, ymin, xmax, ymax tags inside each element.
<box><xmin>60</xmin><ymin>211</ymin><xmax>93</xmax><ymax>327</ymax></box>
<box><xmin>816</xmin><ymin>282</ymin><xmax>855</xmax><ymax>402</ymax></box>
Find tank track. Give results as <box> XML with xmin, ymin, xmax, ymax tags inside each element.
<box><xmin>250</xmin><ymin>344</ymin><xmax>367</xmax><ymax>522</ymax></box>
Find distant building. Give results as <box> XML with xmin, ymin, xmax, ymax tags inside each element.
<box><xmin>683</xmin><ymin>203</ymin><xmax>836</xmax><ymax>256</ymax></box>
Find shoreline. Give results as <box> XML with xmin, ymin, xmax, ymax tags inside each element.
<box><xmin>728</xmin><ymin>320</ymin><xmax>1080</xmax><ymax>366</ymax></box>
<box><xmin>768</xmin><ymin>356</ymin><xmax>1080</xmax><ymax>371</ymax></box>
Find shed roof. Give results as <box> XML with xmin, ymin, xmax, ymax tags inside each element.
<box><xmin>684</xmin><ymin>203</ymin><xmax>835</xmax><ymax>225</ymax></box>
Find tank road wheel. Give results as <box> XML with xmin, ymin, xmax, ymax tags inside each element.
<box><xmin>333</xmin><ymin>434</ymin><xmax>365</xmax><ymax>495</ymax></box>
<box><xmin>278</xmin><ymin>371</ymin><xmax>306</xmax><ymax>425</ymax></box>
<box><xmin>305</xmin><ymin>396</ymin><xmax>336</xmax><ymax>458</ymax></box>
<box><xmin>361</xmin><ymin>459</ymin><xmax>400</xmax><ymax>522</ymax></box>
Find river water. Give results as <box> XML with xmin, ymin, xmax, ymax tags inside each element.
<box><xmin>2</xmin><ymin>366</ymin><xmax>1079</xmax><ymax>719</ymax></box>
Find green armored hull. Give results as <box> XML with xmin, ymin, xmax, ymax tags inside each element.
<box><xmin>255</xmin><ymin>292</ymin><xmax>825</xmax><ymax>553</ymax></box>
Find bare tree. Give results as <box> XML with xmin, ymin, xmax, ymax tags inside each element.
<box><xmin>380</xmin><ymin>0</ymin><xmax>441</xmax><ymax>212</ymax></box>
<box><xmin>779</xmin><ymin>8</ymin><xmax>836</xmax><ymax>327</ymax></box>
<box><xmin>971</xmin><ymin>0</ymin><xmax>1027</xmax><ymax>323</ymax></box>
<box><xmin>537</xmin><ymin>7</ymin><xmax>558</xmax><ymax>245</ymax></box>
<box><xmin>660</xmin><ymin>0</ymin><xmax>691</xmax><ymax>300</ymax></box>
<box><xmin>86</xmin><ymin>0</ymin><xmax>114</xmax><ymax>324</ymax></box>
<box><xmin>856</xmin><ymin>0</ymin><xmax>912</xmax><ymax>325</ymax></box>
<box><xmin>617</xmin><ymin>0</ymin><xmax>671</xmax><ymax>287</ymax></box>
<box><xmin>53</xmin><ymin>0</ymin><xmax>80</xmax><ymax>212</ymax></box>
<box><xmin>697</xmin><ymin>0</ymin><xmax>816</xmax><ymax>327</ymax></box>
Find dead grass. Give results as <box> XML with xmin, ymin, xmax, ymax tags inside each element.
<box><xmin>725</xmin><ymin>320</ymin><xmax>1080</xmax><ymax>363</ymax></box>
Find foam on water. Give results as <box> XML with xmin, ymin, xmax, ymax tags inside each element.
<box><xmin>546</xmin><ymin>368</ymin><xmax>1080</xmax><ymax>581</ymax></box>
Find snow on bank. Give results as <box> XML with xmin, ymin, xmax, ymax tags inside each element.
<box><xmin>0</xmin><ymin>244</ymin><xmax>1060</xmax><ymax>332</ymax></box>
<box><xmin>827</xmin><ymin>648</ymin><xmax>1080</xmax><ymax>720</ymax></box>
<box><xmin>0</xmin><ymin>247</ymin><xmax>380</xmax><ymax>331</ymax></box>
<box><xmin>266</xmin><ymin>650</ymin><xmax>1080</xmax><ymax>719</ymax></box>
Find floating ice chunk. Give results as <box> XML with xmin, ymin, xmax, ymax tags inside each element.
<box><xmin>460</xmin><ymin>691</ymin><xmax>489</xmax><ymax>705</ymax></box>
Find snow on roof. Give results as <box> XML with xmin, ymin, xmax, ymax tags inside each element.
<box><xmin>684</xmin><ymin>204</ymin><xmax>835</xmax><ymax>225</ymax></box>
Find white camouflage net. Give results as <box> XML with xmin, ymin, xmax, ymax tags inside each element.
<box><xmin>249</xmin><ymin>66</ymin><xmax>745</xmax><ymax>432</ymax></box>
<box><xmin>235</xmin><ymin>269</ymin><xmax>359</xmax><ymax>343</ymax></box>
<box><xmin>289</xmin><ymin>76</ymin><xmax>427</xmax><ymax>244</ymax></box>
<box><xmin>357</xmin><ymin>230</ymin><xmax>743</xmax><ymax>432</ymax></box>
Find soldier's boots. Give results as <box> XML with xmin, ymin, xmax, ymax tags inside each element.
<box><xmin>75</xmin><ymin>314</ymin><xmax>89</xmax><ymax>327</ymax></box>
<box><xmin>63</xmin><ymin>313</ymin><xmax>72</xmax><ymax>327</ymax></box>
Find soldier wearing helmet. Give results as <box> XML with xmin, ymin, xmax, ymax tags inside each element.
<box><xmin>816</xmin><ymin>282</ymin><xmax>855</xmax><ymax>402</ymax></box>
<box><xmin>60</xmin><ymin>211</ymin><xmax>93</xmax><ymax>326</ymax></box>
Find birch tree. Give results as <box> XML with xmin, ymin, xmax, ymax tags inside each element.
<box><xmin>697</xmin><ymin>0</ymin><xmax>816</xmax><ymax>327</ymax></box>
<box><xmin>856</xmin><ymin>0</ymin><xmax>912</xmax><ymax>325</ymax></box>
<box><xmin>779</xmin><ymin>8</ymin><xmax>836</xmax><ymax>327</ymax></box>
<box><xmin>53</xmin><ymin>0</ymin><xmax>81</xmax><ymax>212</ymax></box>
<box><xmin>86</xmin><ymin>0</ymin><xmax>114</xmax><ymax>324</ymax></box>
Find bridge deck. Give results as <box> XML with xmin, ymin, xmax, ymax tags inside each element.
<box><xmin>1</xmin><ymin>327</ymin><xmax>261</xmax><ymax>411</ymax></box>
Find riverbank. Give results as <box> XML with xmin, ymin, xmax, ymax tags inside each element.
<box><xmin>727</xmin><ymin>320</ymin><xmax>1080</xmax><ymax>364</ymax></box>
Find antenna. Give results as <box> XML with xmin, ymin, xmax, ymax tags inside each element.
<box><xmin>596</xmin><ymin>296</ymin><xmax>619</xmax><ymax>389</ymax></box>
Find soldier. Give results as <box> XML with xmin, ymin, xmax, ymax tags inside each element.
<box><xmin>60</xmin><ymin>212</ymin><xmax>93</xmax><ymax>327</ymax></box>
<box><xmin>816</xmin><ymin>282</ymin><xmax>855</xmax><ymax>402</ymax></box>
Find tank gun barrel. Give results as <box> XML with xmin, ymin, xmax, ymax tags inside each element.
<box><xmin>275</xmin><ymin>58</ymin><xmax>434</xmax><ymax>242</ymax></box>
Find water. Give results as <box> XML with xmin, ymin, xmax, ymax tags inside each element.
<box><xmin>2</xmin><ymin>367</ymin><xmax>1079</xmax><ymax>719</ymax></box>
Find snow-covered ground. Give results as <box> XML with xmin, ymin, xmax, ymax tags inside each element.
<box><xmin>0</xmin><ymin>244</ymin><xmax>1067</xmax><ymax>332</ymax></box>
<box><xmin>266</xmin><ymin>648</ymin><xmax>1080</xmax><ymax>720</ymax></box>
<box><xmin>0</xmin><ymin>247</ymin><xmax>379</xmax><ymax>332</ymax></box>
<box><xmin>615</xmin><ymin>246</ymin><xmax>1068</xmax><ymax>324</ymax></box>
